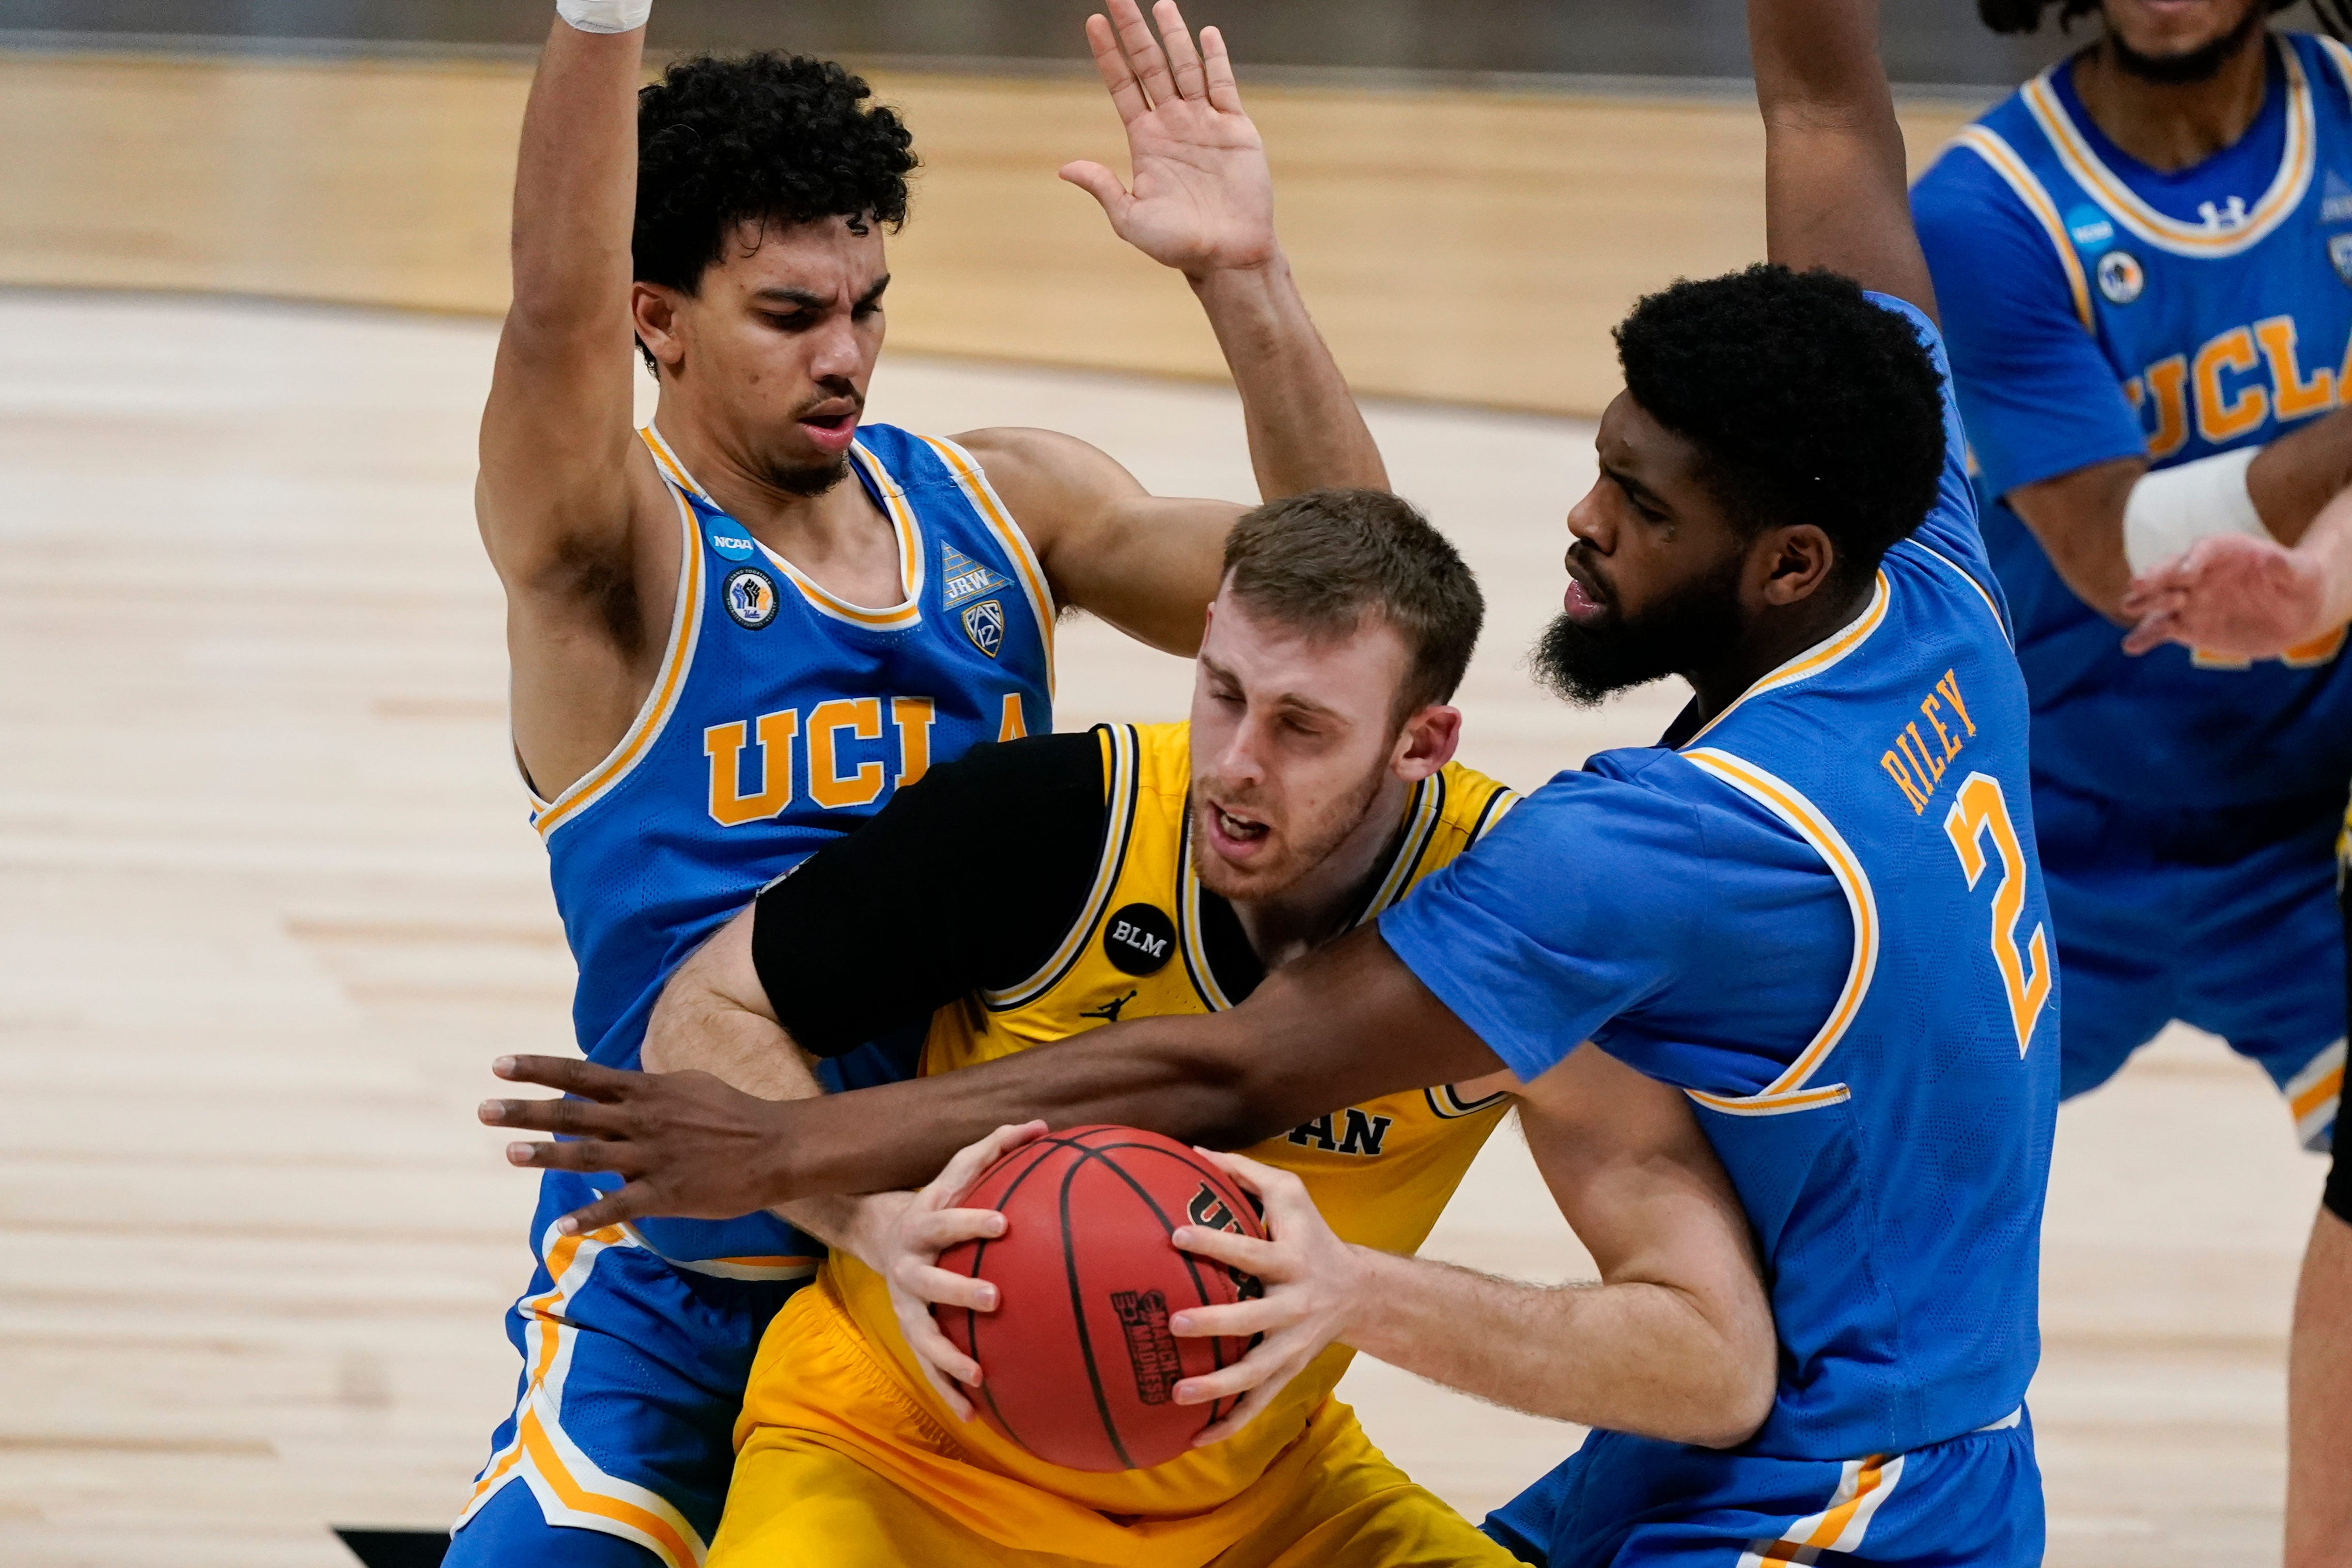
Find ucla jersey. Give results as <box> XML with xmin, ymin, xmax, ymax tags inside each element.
<box><xmin>534</xmin><ymin>422</ymin><xmax>1054</xmax><ymax>1266</ymax></box>
<box><xmin>1383</xmin><ymin>298</ymin><xmax>2059</xmax><ymax>1464</ymax></box>
<box><xmin>774</xmin><ymin>720</ymin><xmax>1518</xmax><ymax>1532</ymax></box>
<box><xmin>1915</xmin><ymin>32</ymin><xmax>2352</xmax><ymax>807</ymax></box>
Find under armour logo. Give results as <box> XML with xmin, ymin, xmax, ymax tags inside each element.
<box><xmin>2197</xmin><ymin>195</ymin><xmax>2249</xmax><ymax>231</ymax></box>
<box><xmin>1080</xmin><ymin>989</ymin><xmax>1138</xmax><ymax>1024</ymax></box>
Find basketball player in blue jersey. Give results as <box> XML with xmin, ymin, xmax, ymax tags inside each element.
<box><xmin>488</xmin><ymin>0</ymin><xmax>2063</xmax><ymax>1559</ymax></box>
<box><xmin>1914</xmin><ymin>7</ymin><xmax>2352</xmax><ymax>1558</ymax></box>
<box><xmin>458</xmin><ymin>1</ymin><xmax>1384</xmax><ymax>1561</ymax></box>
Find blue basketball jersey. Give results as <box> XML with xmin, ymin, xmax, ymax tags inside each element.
<box><xmin>1383</xmin><ymin>298</ymin><xmax>2060</xmax><ymax>1461</ymax></box>
<box><xmin>1914</xmin><ymin>31</ymin><xmax>2352</xmax><ymax>808</ymax></box>
<box><xmin>531</xmin><ymin>422</ymin><xmax>1054</xmax><ymax>1264</ymax></box>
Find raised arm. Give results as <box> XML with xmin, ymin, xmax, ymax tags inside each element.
<box><xmin>485</xmin><ymin>923</ymin><xmax>1501</xmax><ymax>1231</ymax></box>
<box><xmin>479</xmin><ymin>9</ymin><xmax>690</xmax><ymax>796</ymax></box>
<box><xmin>967</xmin><ymin>0</ymin><xmax>1385</xmax><ymax>656</ymax></box>
<box><xmin>1749</xmin><ymin>0</ymin><xmax>1936</xmax><ymax>316</ymax></box>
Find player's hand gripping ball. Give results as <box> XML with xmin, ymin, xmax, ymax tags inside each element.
<box><xmin>931</xmin><ymin>1125</ymin><xmax>1266</xmax><ymax>1471</ymax></box>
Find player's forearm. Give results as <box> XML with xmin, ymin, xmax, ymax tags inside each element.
<box><xmin>1341</xmin><ymin>1249</ymin><xmax>1774</xmax><ymax>1448</ymax></box>
<box><xmin>1191</xmin><ymin>256</ymin><xmax>1387</xmax><ymax>498</ymax></box>
<box><xmin>746</xmin><ymin>928</ymin><xmax>1497</xmax><ymax>1203</ymax></box>
<box><xmin>509</xmin><ymin>18</ymin><xmax>642</xmax><ymax>333</ymax></box>
<box><xmin>2249</xmin><ymin>407</ymin><xmax>2352</xmax><ymax>545</ymax></box>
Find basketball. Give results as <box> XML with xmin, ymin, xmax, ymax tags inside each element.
<box><xmin>932</xmin><ymin>1126</ymin><xmax>1267</xmax><ymax>1472</ymax></box>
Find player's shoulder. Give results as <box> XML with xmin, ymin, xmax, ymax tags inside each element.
<box><xmin>1910</xmin><ymin>87</ymin><xmax>2053</xmax><ymax>236</ymax></box>
<box><xmin>1432</xmin><ymin>758</ymin><xmax>1518</xmax><ymax>840</ymax></box>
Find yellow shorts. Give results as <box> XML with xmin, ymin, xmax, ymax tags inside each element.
<box><xmin>710</xmin><ymin>1281</ymin><xmax>1516</xmax><ymax>1568</ymax></box>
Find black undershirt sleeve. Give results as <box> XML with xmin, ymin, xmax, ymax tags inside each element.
<box><xmin>750</xmin><ymin>730</ymin><xmax>1108</xmax><ymax>1057</ymax></box>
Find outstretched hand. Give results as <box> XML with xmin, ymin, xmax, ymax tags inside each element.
<box><xmin>479</xmin><ymin>1054</ymin><xmax>795</xmax><ymax>1234</ymax></box>
<box><xmin>1165</xmin><ymin>1149</ymin><xmax>1365</xmax><ymax>1447</ymax></box>
<box><xmin>2120</xmin><ymin>532</ymin><xmax>2333</xmax><ymax>660</ymax></box>
<box><xmin>1062</xmin><ymin>0</ymin><xmax>1276</xmax><ymax>278</ymax></box>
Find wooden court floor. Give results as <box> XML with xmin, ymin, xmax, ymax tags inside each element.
<box><xmin>0</xmin><ymin>289</ymin><xmax>2330</xmax><ymax>1566</ymax></box>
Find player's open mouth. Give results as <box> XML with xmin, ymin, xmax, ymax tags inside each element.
<box><xmin>797</xmin><ymin>405</ymin><xmax>861</xmax><ymax>453</ymax></box>
<box><xmin>1205</xmin><ymin>802</ymin><xmax>1270</xmax><ymax>856</ymax></box>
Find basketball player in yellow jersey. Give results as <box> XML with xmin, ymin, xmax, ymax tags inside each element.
<box><xmin>622</xmin><ymin>491</ymin><xmax>1556</xmax><ymax>1565</ymax></box>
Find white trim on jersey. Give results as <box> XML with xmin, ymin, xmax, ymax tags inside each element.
<box><xmin>2020</xmin><ymin>39</ymin><xmax>2316</xmax><ymax>259</ymax></box>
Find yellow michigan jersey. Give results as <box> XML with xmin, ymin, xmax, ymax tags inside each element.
<box><xmin>714</xmin><ymin>722</ymin><xmax>1521</xmax><ymax>1566</ymax></box>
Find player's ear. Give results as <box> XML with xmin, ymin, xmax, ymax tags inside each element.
<box><xmin>1391</xmin><ymin>702</ymin><xmax>1461</xmax><ymax>782</ymax></box>
<box><xmin>1756</xmin><ymin>523</ymin><xmax>1836</xmax><ymax>608</ymax></box>
<box><xmin>631</xmin><ymin>283</ymin><xmax>689</xmax><ymax>377</ymax></box>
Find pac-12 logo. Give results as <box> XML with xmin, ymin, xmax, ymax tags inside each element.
<box><xmin>2330</xmin><ymin>232</ymin><xmax>2352</xmax><ymax>287</ymax></box>
<box><xmin>960</xmin><ymin>598</ymin><xmax>1005</xmax><ymax>658</ymax></box>
<box><xmin>723</xmin><ymin>567</ymin><xmax>779</xmax><ymax>630</ymax></box>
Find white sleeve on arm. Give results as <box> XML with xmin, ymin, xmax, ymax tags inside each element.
<box><xmin>557</xmin><ymin>0</ymin><xmax>652</xmax><ymax>34</ymax></box>
<box><xmin>2122</xmin><ymin>447</ymin><xmax>2268</xmax><ymax>574</ymax></box>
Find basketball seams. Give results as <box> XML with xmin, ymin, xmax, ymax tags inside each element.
<box><xmin>943</xmin><ymin>1136</ymin><xmax>1073</xmax><ymax>1453</ymax></box>
<box><xmin>1058</xmin><ymin>1155</ymin><xmax>1141</xmax><ymax>1469</ymax></box>
<box><xmin>1060</xmin><ymin>1139</ymin><xmax>1258</xmax><ymax>1428</ymax></box>
<box><xmin>930</xmin><ymin>1127</ymin><xmax>1265</xmax><ymax>1465</ymax></box>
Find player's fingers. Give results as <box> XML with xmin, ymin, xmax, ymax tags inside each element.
<box><xmin>1170</xmin><ymin>1343</ymin><xmax>1284</xmax><ymax>1406</ymax></box>
<box><xmin>1166</xmin><ymin>1295</ymin><xmax>1288</xmax><ymax>1339</ymax></box>
<box><xmin>502</xmin><ymin>1135</ymin><xmax>641</xmax><ymax>1175</ymax></box>
<box><xmin>928</xmin><ymin>1121</ymin><xmax>1046</xmax><ymax>1208</ymax></box>
<box><xmin>907</xmin><ymin>1205</ymin><xmax>1008</xmax><ymax>1255</ymax></box>
<box><xmin>493</xmin><ymin>1054</ymin><xmax>634</xmax><ymax>1101</ymax></box>
<box><xmin>485</xmin><ymin>1091</ymin><xmax>633</xmax><ymax>1138</ymax></box>
<box><xmin>1108</xmin><ymin>0</ymin><xmax>1179</xmax><ymax>108</ymax></box>
<box><xmin>1059</xmin><ymin>161</ymin><xmax>1133</xmax><ymax>222</ymax></box>
<box><xmin>1200</xmin><ymin>26</ymin><xmax>1244</xmax><ymax>113</ymax></box>
<box><xmin>2121</xmin><ymin>610</ymin><xmax>2179</xmax><ymax>657</ymax></box>
<box><xmin>1082</xmin><ymin>11</ymin><xmax>1151</xmax><ymax>124</ymax></box>
<box><xmin>551</xmin><ymin>1180</ymin><xmax>657</xmax><ymax>1236</ymax></box>
<box><xmin>899</xmin><ymin>1262</ymin><xmax>1001</xmax><ymax>1313</ymax></box>
<box><xmin>1188</xmin><ymin>1375</ymin><xmax>1289</xmax><ymax>1447</ymax></box>
<box><xmin>1154</xmin><ymin>0</ymin><xmax>1210</xmax><ymax>102</ymax></box>
<box><xmin>900</xmin><ymin>1320</ymin><xmax>982</xmax><ymax>1416</ymax></box>
<box><xmin>1195</xmin><ymin>1149</ymin><xmax>1313</xmax><ymax>1227</ymax></box>
<box><xmin>1169</xmin><ymin>1223</ymin><xmax>1278</xmax><ymax>1276</ymax></box>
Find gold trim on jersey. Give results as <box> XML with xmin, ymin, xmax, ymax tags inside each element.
<box><xmin>1426</xmin><ymin>1083</ymin><xmax>1512</xmax><ymax>1120</ymax></box>
<box><xmin>1681</xmin><ymin>572</ymin><xmax>1889</xmax><ymax>749</ymax></box>
<box><xmin>1943</xmin><ymin>126</ymin><xmax>2095</xmax><ymax>331</ymax></box>
<box><xmin>1679</xmin><ymin>748</ymin><xmax>1881</xmax><ymax>1117</ymax></box>
<box><xmin>981</xmin><ymin>724</ymin><xmax>1142</xmax><ymax>1012</ymax></box>
<box><xmin>2021</xmin><ymin>40</ymin><xmax>2315</xmax><ymax>259</ymax></box>
<box><xmin>529</xmin><ymin>482</ymin><xmax>706</xmax><ymax>840</ymax></box>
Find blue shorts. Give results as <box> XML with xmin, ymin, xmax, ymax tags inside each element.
<box><xmin>2033</xmin><ymin>777</ymin><xmax>2343</xmax><ymax>1150</ymax></box>
<box><xmin>1483</xmin><ymin>1412</ymin><xmax>2042</xmax><ymax>1567</ymax></box>
<box><xmin>448</xmin><ymin>1036</ymin><xmax>917</xmax><ymax>1566</ymax></box>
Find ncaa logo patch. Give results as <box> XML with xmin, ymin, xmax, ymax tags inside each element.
<box><xmin>708</xmin><ymin>529</ymin><xmax>756</xmax><ymax>562</ymax></box>
<box><xmin>2330</xmin><ymin>231</ymin><xmax>2352</xmax><ymax>287</ymax></box>
<box><xmin>961</xmin><ymin>598</ymin><xmax>1006</xmax><ymax>658</ymax></box>
<box><xmin>723</xmin><ymin>567</ymin><xmax>779</xmax><ymax>630</ymax></box>
<box><xmin>2096</xmin><ymin>249</ymin><xmax>2144</xmax><ymax>306</ymax></box>
<box><xmin>1103</xmin><ymin>902</ymin><xmax>1175</xmax><ymax>976</ymax></box>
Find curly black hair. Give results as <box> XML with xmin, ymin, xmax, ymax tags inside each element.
<box><xmin>633</xmin><ymin>53</ymin><xmax>916</xmax><ymax>296</ymax></box>
<box><xmin>1613</xmin><ymin>264</ymin><xmax>1946</xmax><ymax>589</ymax></box>
<box><xmin>1977</xmin><ymin>0</ymin><xmax>2298</xmax><ymax>34</ymax></box>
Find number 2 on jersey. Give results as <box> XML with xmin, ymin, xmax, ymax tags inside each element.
<box><xmin>1943</xmin><ymin>772</ymin><xmax>2051</xmax><ymax>1057</ymax></box>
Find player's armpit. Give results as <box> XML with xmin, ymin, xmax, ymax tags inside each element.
<box><xmin>1336</xmin><ymin>1044</ymin><xmax>1776</xmax><ymax>1447</ymax></box>
<box><xmin>954</xmin><ymin>425</ymin><xmax>1243</xmax><ymax>655</ymax></box>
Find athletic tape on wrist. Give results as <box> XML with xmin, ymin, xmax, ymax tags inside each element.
<box><xmin>557</xmin><ymin>0</ymin><xmax>651</xmax><ymax>35</ymax></box>
<box><xmin>2122</xmin><ymin>446</ymin><xmax>2267</xmax><ymax>575</ymax></box>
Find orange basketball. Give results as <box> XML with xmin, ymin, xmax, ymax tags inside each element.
<box><xmin>931</xmin><ymin>1126</ymin><xmax>1266</xmax><ymax>1472</ymax></box>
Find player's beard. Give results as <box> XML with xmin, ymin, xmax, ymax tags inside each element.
<box><xmin>762</xmin><ymin>456</ymin><xmax>851</xmax><ymax>498</ymax></box>
<box><xmin>1532</xmin><ymin>551</ymin><xmax>1746</xmax><ymax>707</ymax></box>
<box><xmin>2105</xmin><ymin>0</ymin><xmax>2267</xmax><ymax>86</ymax></box>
